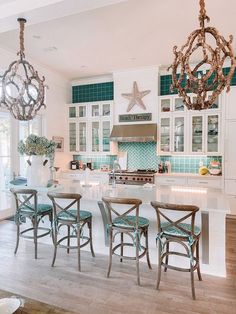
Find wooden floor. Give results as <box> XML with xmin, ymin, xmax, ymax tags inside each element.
<box><xmin>226</xmin><ymin>215</ymin><xmax>236</xmax><ymax>279</ymax></box>
<box><xmin>0</xmin><ymin>220</ymin><xmax>235</xmax><ymax>314</ymax></box>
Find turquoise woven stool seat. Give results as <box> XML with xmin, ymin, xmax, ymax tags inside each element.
<box><xmin>10</xmin><ymin>188</ymin><xmax>53</xmax><ymax>259</ymax></box>
<box><xmin>161</xmin><ymin>222</ymin><xmax>201</xmax><ymax>237</ymax></box>
<box><xmin>20</xmin><ymin>203</ymin><xmax>52</xmax><ymax>215</ymax></box>
<box><xmin>57</xmin><ymin>209</ymin><xmax>92</xmax><ymax>222</ymax></box>
<box><xmin>113</xmin><ymin>215</ymin><xmax>149</xmax><ymax>229</ymax></box>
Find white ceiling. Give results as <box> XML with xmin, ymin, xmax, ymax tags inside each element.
<box><xmin>0</xmin><ymin>0</ymin><xmax>235</xmax><ymax>80</ymax></box>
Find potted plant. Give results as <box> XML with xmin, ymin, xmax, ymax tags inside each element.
<box><xmin>18</xmin><ymin>134</ymin><xmax>56</xmax><ymax>187</ymax></box>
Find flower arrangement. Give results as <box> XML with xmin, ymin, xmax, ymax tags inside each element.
<box><xmin>18</xmin><ymin>134</ymin><xmax>56</xmax><ymax>157</ymax></box>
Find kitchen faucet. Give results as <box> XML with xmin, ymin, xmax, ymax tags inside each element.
<box><xmin>111</xmin><ymin>160</ymin><xmax>121</xmax><ymax>187</ymax></box>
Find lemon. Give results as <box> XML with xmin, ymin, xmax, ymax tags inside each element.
<box><xmin>199</xmin><ymin>166</ymin><xmax>208</xmax><ymax>175</ymax></box>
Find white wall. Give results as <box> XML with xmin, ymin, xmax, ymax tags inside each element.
<box><xmin>0</xmin><ymin>46</ymin><xmax>71</xmax><ymax>170</ymax></box>
<box><xmin>113</xmin><ymin>66</ymin><xmax>159</xmax><ymax>125</ymax></box>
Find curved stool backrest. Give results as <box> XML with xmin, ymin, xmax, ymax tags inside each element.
<box><xmin>10</xmin><ymin>188</ymin><xmax>38</xmax><ymax>214</ymax></box>
<box><xmin>102</xmin><ymin>196</ymin><xmax>142</xmax><ymax>230</ymax></box>
<box><xmin>47</xmin><ymin>192</ymin><xmax>82</xmax><ymax>223</ymax></box>
<box><xmin>150</xmin><ymin>201</ymin><xmax>199</xmax><ymax>238</ymax></box>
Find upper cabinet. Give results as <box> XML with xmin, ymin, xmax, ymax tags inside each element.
<box><xmin>68</xmin><ymin>101</ymin><xmax>114</xmax><ymax>154</ymax></box>
<box><xmin>158</xmin><ymin>94</ymin><xmax>221</xmax><ymax>155</ymax></box>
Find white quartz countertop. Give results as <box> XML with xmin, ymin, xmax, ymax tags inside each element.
<box><xmin>53</xmin><ymin>179</ymin><xmax>230</xmax><ymax>214</ymax></box>
<box><xmin>62</xmin><ymin>170</ymin><xmax>109</xmax><ymax>174</ymax></box>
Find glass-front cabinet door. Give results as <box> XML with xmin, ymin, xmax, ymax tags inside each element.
<box><xmin>69</xmin><ymin>106</ymin><xmax>76</xmax><ymax>118</ymax></box>
<box><xmin>173</xmin><ymin>97</ymin><xmax>185</xmax><ymax>112</ymax></box>
<box><xmin>191</xmin><ymin>115</ymin><xmax>203</xmax><ymax>153</ymax></box>
<box><xmin>160</xmin><ymin>117</ymin><xmax>171</xmax><ymax>154</ymax></box>
<box><xmin>91</xmin><ymin>121</ymin><xmax>99</xmax><ymax>152</ymax></box>
<box><xmin>78</xmin><ymin>122</ymin><xmax>87</xmax><ymax>152</ymax></box>
<box><xmin>102</xmin><ymin>104</ymin><xmax>110</xmax><ymax>117</ymax></box>
<box><xmin>160</xmin><ymin>98</ymin><xmax>171</xmax><ymax>113</ymax></box>
<box><xmin>69</xmin><ymin>122</ymin><xmax>76</xmax><ymax>152</ymax></box>
<box><xmin>102</xmin><ymin>121</ymin><xmax>110</xmax><ymax>152</ymax></box>
<box><xmin>91</xmin><ymin>104</ymin><xmax>100</xmax><ymax>117</ymax></box>
<box><xmin>78</xmin><ymin>105</ymin><xmax>86</xmax><ymax>118</ymax></box>
<box><xmin>207</xmin><ymin>114</ymin><xmax>219</xmax><ymax>153</ymax></box>
<box><xmin>173</xmin><ymin>116</ymin><xmax>185</xmax><ymax>153</ymax></box>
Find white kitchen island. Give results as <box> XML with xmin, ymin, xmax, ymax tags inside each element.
<box><xmin>34</xmin><ymin>179</ymin><xmax>230</xmax><ymax>278</ymax></box>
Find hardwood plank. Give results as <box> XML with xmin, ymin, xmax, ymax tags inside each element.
<box><xmin>0</xmin><ymin>220</ymin><xmax>235</xmax><ymax>314</ymax></box>
<box><xmin>226</xmin><ymin>216</ymin><xmax>236</xmax><ymax>279</ymax></box>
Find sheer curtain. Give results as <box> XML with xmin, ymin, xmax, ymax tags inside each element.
<box><xmin>0</xmin><ymin>110</ymin><xmax>43</xmax><ymax>217</ymax></box>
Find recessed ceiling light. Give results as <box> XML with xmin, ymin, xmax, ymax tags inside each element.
<box><xmin>44</xmin><ymin>46</ymin><xmax>58</xmax><ymax>52</ymax></box>
<box><xmin>80</xmin><ymin>65</ymin><xmax>87</xmax><ymax>68</ymax></box>
<box><xmin>130</xmin><ymin>57</ymin><xmax>136</xmax><ymax>61</ymax></box>
<box><xmin>32</xmin><ymin>35</ymin><xmax>41</xmax><ymax>39</ymax></box>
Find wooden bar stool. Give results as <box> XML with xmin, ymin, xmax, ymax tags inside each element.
<box><xmin>102</xmin><ymin>197</ymin><xmax>152</xmax><ymax>285</ymax></box>
<box><xmin>150</xmin><ymin>201</ymin><xmax>202</xmax><ymax>299</ymax></box>
<box><xmin>47</xmin><ymin>192</ymin><xmax>95</xmax><ymax>271</ymax></box>
<box><xmin>10</xmin><ymin>188</ymin><xmax>53</xmax><ymax>259</ymax></box>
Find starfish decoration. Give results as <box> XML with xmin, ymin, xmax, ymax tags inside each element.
<box><xmin>121</xmin><ymin>81</ymin><xmax>151</xmax><ymax>112</ymax></box>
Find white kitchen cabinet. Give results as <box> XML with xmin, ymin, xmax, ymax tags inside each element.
<box><xmin>155</xmin><ymin>174</ymin><xmax>222</xmax><ymax>189</ymax></box>
<box><xmin>225</xmin><ymin>179</ymin><xmax>236</xmax><ymax>195</ymax></box>
<box><xmin>187</xmin><ymin>177</ymin><xmax>222</xmax><ymax>189</ymax></box>
<box><xmin>189</xmin><ymin>112</ymin><xmax>221</xmax><ymax>155</ymax></box>
<box><xmin>225</xmin><ymin>87</ymin><xmax>236</xmax><ymax>120</ymax></box>
<box><xmin>69</xmin><ymin>120</ymin><xmax>77</xmax><ymax>152</ymax></box>
<box><xmin>224</xmin><ymin>120</ymin><xmax>236</xmax><ymax>180</ymax></box>
<box><xmin>160</xmin><ymin>96</ymin><xmax>186</xmax><ymax>113</ymax></box>
<box><xmin>68</xmin><ymin>101</ymin><xmax>113</xmax><ymax>154</ymax></box>
<box><xmin>158</xmin><ymin>94</ymin><xmax>221</xmax><ymax>155</ymax></box>
<box><xmin>159</xmin><ymin>113</ymin><xmax>187</xmax><ymax>155</ymax></box>
<box><xmin>61</xmin><ymin>171</ymin><xmax>109</xmax><ymax>184</ymax></box>
<box><xmin>190</xmin><ymin>114</ymin><xmax>204</xmax><ymax>154</ymax></box>
<box><xmin>155</xmin><ymin>176</ymin><xmax>187</xmax><ymax>186</ymax></box>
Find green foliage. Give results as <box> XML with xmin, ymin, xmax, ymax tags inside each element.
<box><xmin>18</xmin><ymin>134</ymin><xmax>56</xmax><ymax>157</ymax></box>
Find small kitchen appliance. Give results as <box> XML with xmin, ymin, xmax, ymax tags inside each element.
<box><xmin>70</xmin><ymin>160</ymin><xmax>78</xmax><ymax>170</ymax></box>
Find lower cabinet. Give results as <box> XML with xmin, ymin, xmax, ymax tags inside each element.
<box><xmin>61</xmin><ymin>171</ymin><xmax>109</xmax><ymax>184</ymax></box>
<box><xmin>225</xmin><ymin>179</ymin><xmax>236</xmax><ymax>195</ymax></box>
<box><xmin>155</xmin><ymin>176</ymin><xmax>187</xmax><ymax>186</ymax></box>
<box><xmin>155</xmin><ymin>175</ymin><xmax>222</xmax><ymax>189</ymax></box>
<box><xmin>187</xmin><ymin>177</ymin><xmax>222</xmax><ymax>189</ymax></box>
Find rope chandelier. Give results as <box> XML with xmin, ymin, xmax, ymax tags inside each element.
<box><xmin>169</xmin><ymin>0</ymin><xmax>236</xmax><ymax>110</ymax></box>
<box><xmin>0</xmin><ymin>18</ymin><xmax>47</xmax><ymax>120</ymax></box>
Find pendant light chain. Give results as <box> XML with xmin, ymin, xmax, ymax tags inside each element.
<box><xmin>18</xmin><ymin>18</ymin><xmax>26</xmax><ymax>59</ymax></box>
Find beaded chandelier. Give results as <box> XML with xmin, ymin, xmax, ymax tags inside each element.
<box><xmin>169</xmin><ymin>0</ymin><xmax>236</xmax><ymax>110</ymax></box>
<box><xmin>0</xmin><ymin>18</ymin><xmax>47</xmax><ymax>120</ymax></box>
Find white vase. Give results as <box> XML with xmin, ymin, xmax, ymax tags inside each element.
<box><xmin>26</xmin><ymin>155</ymin><xmax>50</xmax><ymax>187</ymax></box>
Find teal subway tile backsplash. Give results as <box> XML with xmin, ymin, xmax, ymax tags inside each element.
<box><xmin>158</xmin><ymin>156</ymin><xmax>222</xmax><ymax>173</ymax></box>
<box><xmin>73</xmin><ymin>145</ymin><xmax>222</xmax><ymax>173</ymax></box>
<box><xmin>73</xmin><ymin>154</ymin><xmax>116</xmax><ymax>169</ymax></box>
<box><xmin>72</xmin><ymin>82</ymin><xmax>114</xmax><ymax>103</ymax></box>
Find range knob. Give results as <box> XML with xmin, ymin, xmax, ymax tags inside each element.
<box><xmin>133</xmin><ymin>177</ymin><xmax>135</xmax><ymax>180</ymax></box>
<box><xmin>137</xmin><ymin>178</ymin><xmax>140</xmax><ymax>181</ymax></box>
<box><xmin>125</xmin><ymin>177</ymin><xmax>128</xmax><ymax>180</ymax></box>
<box><xmin>145</xmin><ymin>178</ymin><xmax>148</xmax><ymax>181</ymax></box>
<box><xmin>140</xmin><ymin>178</ymin><xmax>143</xmax><ymax>181</ymax></box>
<box><xmin>119</xmin><ymin>176</ymin><xmax>122</xmax><ymax>180</ymax></box>
<box><xmin>149</xmin><ymin>178</ymin><xmax>152</xmax><ymax>182</ymax></box>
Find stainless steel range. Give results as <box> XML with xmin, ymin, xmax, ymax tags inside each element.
<box><xmin>109</xmin><ymin>169</ymin><xmax>156</xmax><ymax>185</ymax></box>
